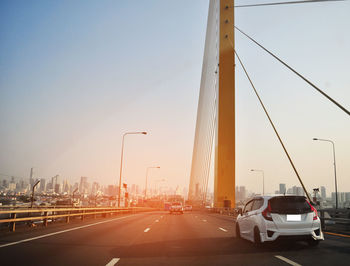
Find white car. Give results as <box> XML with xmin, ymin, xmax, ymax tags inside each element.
<box><xmin>236</xmin><ymin>195</ymin><xmax>324</xmax><ymax>246</ymax></box>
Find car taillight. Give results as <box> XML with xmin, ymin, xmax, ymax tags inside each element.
<box><xmin>307</xmin><ymin>201</ymin><xmax>318</xmax><ymax>220</ymax></box>
<box><xmin>262</xmin><ymin>202</ymin><xmax>273</xmax><ymax>221</ymax></box>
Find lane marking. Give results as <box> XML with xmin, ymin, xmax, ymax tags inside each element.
<box><xmin>0</xmin><ymin>215</ymin><xmax>133</xmax><ymax>249</ymax></box>
<box><xmin>219</xmin><ymin>227</ymin><xmax>227</xmax><ymax>232</ymax></box>
<box><xmin>324</xmin><ymin>231</ymin><xmax>350</xmax><ymax>238</ymax></box>
<box><xmin>155</xmin><ymin>219</ymin><xmax>159</xmax><ymax>222</ymax></box>
<box><xmin>144</xmin><ymin>228</ymin><xmax>150</xmax><ymax>233</ymax></box>
<box><xmin>106</xmin><ymin>258</ymin><xmax>120</xmax><ymax>266</ymax></box>
<box><xmin>275</xmin><ymin>255</ymin><xmax>301</xmax><ymax>266</ymax></box>
<box><xmin>202</xmin><ymin>219</ymin><xmax>207</xmax><ymax>222</ymax></box>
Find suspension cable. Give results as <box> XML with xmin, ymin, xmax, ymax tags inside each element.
<box><xmin>235</xmin><ymin>26</ymin><xmax>350</xmax><ymax>116</ymax></box>
<box><xmin>234</xmin><ymin>48</ymin><xmax>313</xmax><ymax>203</ymax></box>
<box><xmin>233</xmin><ymin>0</ymin><xmax>346</xmax><ymax>8</ymax></box>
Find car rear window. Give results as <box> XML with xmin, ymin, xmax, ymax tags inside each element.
<box><xmin>269</xmin><ymin>196</ymin><xmax>311</xmax><ymax>214</ymax></box>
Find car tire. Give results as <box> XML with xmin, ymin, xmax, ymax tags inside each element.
<box><xmin>236</xmin><ymin>224</ymin><xmax>241</xmax><ymax>239</ymax></box>
<box><xmin>308</xmin><ymin>239</ymin><xmax>320</xmax><ymax>247</ymax></box>
<box><xmin>254</xmin><ymin>227</ymin><xmax>262</xmax><ymax>246</ymax></box>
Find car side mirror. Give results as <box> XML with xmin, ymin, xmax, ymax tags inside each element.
<box><xmin>237</xmin><ymin>208</ymin><xmax>242</xmax><ymax>215</ymax></box>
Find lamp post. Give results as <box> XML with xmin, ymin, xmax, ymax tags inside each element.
<box><xmin>251</xmin><ymin>169</ymin><xmax>265</xmax><ymax>195</ymax></box>
<box><xmin>30</xmin><ymin>180</ymin><xmax>40</xmax><ymax>208</ymax></box>
<box><xmin>145</xmin><ymin>166</ymin><xmax>160</xmax><ymax>199</ymax></box>
<box><xmin>118</xmin><ymin>131</ymin><xmax>147</xmax><ymax>207</ymax></box>
<box><xmin>72</xmin><ymin>188</ymin><xmax>78</xmax><ymax>207</ymax></box>
<box><xmin>313</xmin><ymin>138</ymin><xmax>338</xmax><ymax>209</ymax></box>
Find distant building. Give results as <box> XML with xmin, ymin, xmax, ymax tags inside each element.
<box><xmin>279</xmin><ymin>184</ymin><xmax>286</xmax><ymax>194</ymax></box>
<box><xmin>107</xmin><ymin>185</ymin><xmax>117</xmax><ymax>196</ymax></box>
<box><xmin>236</xmin><ymin>186</ymin><xmax>246</xmax><ymax>201</ymax></box>
<box><xmin>91</xmin><ymin>182</ymin><xmax>99</xmax><ymax>195</ymax></box>
<box><xmin>29</xmin><ymin>167</ymin><xmax>34</xmax><ymax>187</ymax></box>
<box><xmin>40</xmin><ymin>178</ymin><xmax>46</xmax><ymax>192</ymax></box>
<box><xmin>320</xmin><ymin>186</ymin><xmax>326</xmax><ymax>199</ymax></box>
<box><xmin>79</xmin><ymin>177</ymin><xmax>88</xmax><ymax>194</ymax></box>
<box><xmin>54</xmin><ymin>183</ymin><xmax>60</xmax><ymax>194</ymax></box>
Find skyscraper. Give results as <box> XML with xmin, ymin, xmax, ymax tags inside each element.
<box><xmin>79</xmin><ymin>176</ymin><xmax>88</xmax><ymax>194</ymax></box>
<box><xmin>320</xmin><ymin>186</ymin><xmax>326</xmax><ymax>199</ymax></box>
<box><xmin>29</xmin><ymin>167</ymin><xmax>34</xmax><ymax>187</ymax></box>
<box><xmin>279</xmin><ymin>184</ymin><xmax>286</xmax><ymax>194</ymax></box>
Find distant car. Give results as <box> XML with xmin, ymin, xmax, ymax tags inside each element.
<box><xmin>184</xmin><ymin>205</ymin><xmax>192</xmax><ymax>211</ymax></box>
<box><xmin>170</xmin><ymin>202</ymin><xmax>183</xmax><ymax>214</ymax></box>
<box><xmin>236</xmin><ymin>195</ymin><xmax>324</xmax><ymax>246</ymax></box>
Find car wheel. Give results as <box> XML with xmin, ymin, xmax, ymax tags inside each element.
<box><xmin>235</xmin><ymin>224</ymin><xmax>241</xmax><ymax>239</ymax></box>
<box><xmin>254</xmin><ymin>227</ymin><xmax>261</xmax><ymax>246</ymax></box>
<box><xmin>308</xmin><ymin>239</ymin><xmax>320</xmax><ymax>247</ymax></box>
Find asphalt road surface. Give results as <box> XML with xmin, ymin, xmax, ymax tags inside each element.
<box><xmin>0</xmin><ymin>211</ymin><xmax>349</xmax><ymax>265</ymax></box>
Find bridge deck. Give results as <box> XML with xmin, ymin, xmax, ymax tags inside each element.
<box><xmin>0</xmin><ymin>211</ymin><xmax>349</xmax><ymax>265</ymax></box>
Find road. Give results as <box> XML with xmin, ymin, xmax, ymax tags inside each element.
<box><xmin>0</xmin><ymin>211</ymin><xmax>349</xmax><ymax>265</ymax></box>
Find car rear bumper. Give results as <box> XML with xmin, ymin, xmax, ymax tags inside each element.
<box><xmin>261</xmin><ymin>227</ymin><xmax>324</xmax><ymax>242</ymax></box>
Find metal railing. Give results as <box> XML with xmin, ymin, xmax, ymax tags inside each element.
<box><xmin>0</xmin><ymin>206</ymin><xmax>156</xmax><ymax>232</ymax></box>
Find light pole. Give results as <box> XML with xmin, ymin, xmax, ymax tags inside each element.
<box><xmin>30</xmin><ymin>180</ymin><xmax>40</xmax><ymax>208</ymax></box>
<box><xmin>118</xmin><ymin>131</ymin><xmax>147</xmax><ymax>207</ymax></box>
<box><xmin>72</xmin><ymin>188</ymin><xmax>78</xmax><ymax>206</ymax></box>
<box><xmin>251</xmin><ymin>169</ymin><xmax>265</xmax><ymax>195</ymax></box>
<box><xmin>145</xmin><ymin>166</ymin><xmax>160</xmax><ymax>199</ymax></box>
<box><xmin>313</xmin><ymin>138</ymin><xmax>338</xmax><ymax>209</ymax></box>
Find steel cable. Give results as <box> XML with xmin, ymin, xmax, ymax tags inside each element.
<box><xmin>235</xmin><ymin>26</ymin><xmax>350</xmax><ymax>116</ymax></box>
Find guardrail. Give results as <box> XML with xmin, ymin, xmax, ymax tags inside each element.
<box><xmin>318</xmin><ymin>210</ymin><xmax>350</xmax><ymax>234</ymax></box>
<box><xmin>0</xmin><ymin>207</ymin><xmax>156</xmax><ymax>232</ymax></box>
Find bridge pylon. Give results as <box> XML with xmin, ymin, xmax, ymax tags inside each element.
<box><xmin>188</xmin><ymin>0</ymin><xmax>235</xmax><ymax>209</ymax></box>
<box><xmin>214</xmin><ymin>0</ymin><xmax>235</xmax><ymax>208</ymax></box>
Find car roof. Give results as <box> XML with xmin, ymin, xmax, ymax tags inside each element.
<box><xmin>246</xmin><ymin>194</ymin><xmax>307</xmax><ymax>202</ymax></box>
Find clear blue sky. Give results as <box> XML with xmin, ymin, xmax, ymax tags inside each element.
<box><xmin>1</xmin><ymin>0</ymin><xmax>349</xmax><ymax>195</ymax></box>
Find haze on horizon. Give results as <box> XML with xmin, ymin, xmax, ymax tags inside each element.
<box><xmin>1</xmin><ymin>0</ymin><xmax>349</xmax><ymax>196</ymax></box>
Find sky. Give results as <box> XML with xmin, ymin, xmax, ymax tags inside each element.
<box><xmin>0</xmin><ymin>0</ymin><xmax>349</xmax><ymax>197</ymax></box>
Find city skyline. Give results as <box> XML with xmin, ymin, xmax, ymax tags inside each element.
<box><xmin>1</xmin><ymin>0</ymin><xmax>349</xmax><ymax>196</ymax></box>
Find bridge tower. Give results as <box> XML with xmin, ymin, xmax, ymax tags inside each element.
<box><xmin>188</xmin><ymin>0</ymin><xmax>235</xmax><ymax>208</ymax></box>
<box><xmin>214</xmin><ymin>0</ymin><xmax>235</xmax><ymax>208</ymax></box>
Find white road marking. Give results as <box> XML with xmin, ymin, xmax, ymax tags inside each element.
<box><xmin>106</xmin><ymin>258</ymin><xmax>120</xmax><ymax>266</ymax></box>
<box><xmin>144</xmin><ymin>228</ymin><xmax>150</xmax><ymax>233</ymax></box>
<box><xmin>0</xmin><ymin>215</ymin><xmax>133</xmax><ymax>249</ymax></box>
<box><xmin>202</xmin><ymin>219</ymin><xmax>207</xmax><ymax>222</ymax></box>
<box><xmin>275</xmin><ymin>255</ymin><xmax>302</xmax><ymax>266</ymax></box>
<box><xmin>219</xmin><ymin>227</ymin><xmax>227</xmax><ymax>232</ymax></box>
<box><xmin>155</xmin><ymin>219</ymin><xmax>159</xmax><ymax>222</ymax></box>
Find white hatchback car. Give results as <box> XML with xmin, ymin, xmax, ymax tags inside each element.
<box><xmin>236</xmin><ymin>195</ymin><xmax>324</xmax><ymax>246</ymax></box>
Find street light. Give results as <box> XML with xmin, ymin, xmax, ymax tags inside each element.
<box><xmin>313</xmin><ymin>138</ymin><xmax>338</xmax><ymax>209</ymax></box>
<box><xmin>30</xmin><ymin>180</ymin><xmax>40</xmax><ymax>208</ymax></box>
<box><xmin>145</xmin><ymin>166</ymin><xmax>160</xmax><ymax>199</ymax></box>
<box><xmin>72</xmin><ymin>188</ymin><xmax>78</xmax><ymax>206</ymax></box>
<box><xmin>118</xmin><ymin>131</ymin><xmax>147</xmax><ymax>207</ymax></box>
<box><xmin>251</xmin><ymin>169</ymin><xmax>265</xmax><ymax>195</ymax></box>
